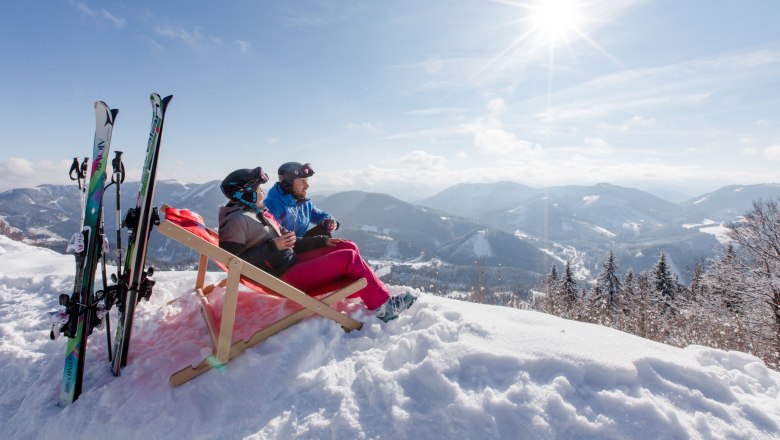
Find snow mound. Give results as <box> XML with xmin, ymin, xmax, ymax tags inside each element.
<box><xmin>1</xmin><ymin>235</ymin><xmax>779</xmax><ymax>439</ymax></box>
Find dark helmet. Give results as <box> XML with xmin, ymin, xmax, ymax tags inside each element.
<box><xmin>220</xmin><ymin>167</ymin><xmax>269</xmax><ymax>201</ymax></box>
<box><xmin>278</xmin><ymin>162</ymin><xmax>314</xmax><ymax>180</ymax></box>
<box><xmin>278</xmin><ymin>162</ymin><xmax>314</xmax><ymax>195</ymax></box>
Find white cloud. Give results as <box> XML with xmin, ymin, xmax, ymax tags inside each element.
<box><xmin>424</xmin><ymin>57</ymin><xmax>443</xmax><ymax>74</ymax></box>
<box><xmin>346</xmin><ymin>122</ymin><xmax>381</xmax><ymax>133</ymax></box>
<box><xmin>560</xmin><ymin>138</ymin><xmax>613</xmax><ymax>156</ymax></box>
<box><xmin>395</xmin><ymin>150</ymin><xmax>447</xmax><ymax>168</ymax></box>
<box><xmin>621</xmin><ymin>115</ymin><xmax>657</xmax><ymax>131</ymax></box>
<box><xmin>233</xmin><ymin>40</ymin><xmax>251</xmax><ymax>54</ymax></box>
<box><xmin>487</xmin><ymin>98</ymin><xmax>506</xmax><ymax>115</ymax></box>
<box><xmin>154</xmin><ymin>23</ymin><xmax>227</xmax><ymax>52</ymax></box>
<box><xmin>462</xmin><ymin>120</ymin><xmax>542</xmax><ymax>157</ymax></box>
<box><xmin>741</xmin><ymin>146</ymin><xmax>759</xmax><ymax>156</ymax></box>
<box><xmin>404</xmin><ymin>107</ymin><xmax>464</xmax><ymax>116</ymax></box>
<box><xmin>0</xmin><ymin>158</ymin><xmax>72</xmax><ymax>191</ymax></box>
<box><xmin>764</xmin><ymin>145</ymin><xmax>780</xmax><ymax>161</ymax></box>
<box><xmin>69</xmin><ymin>1</ymin><xmax>126</xmax><ymax>28</ymax></box>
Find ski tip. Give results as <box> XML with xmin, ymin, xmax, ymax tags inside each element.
<box><xmin>150</xmin><ymin>93</ymin><xmax>173</xmax><ymax>107</ymax></box>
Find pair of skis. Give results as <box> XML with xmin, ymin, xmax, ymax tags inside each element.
<box><xmin>56</xmin><ymin>94</ymin><xmax>172</xmax><ymax>406</ymax></box>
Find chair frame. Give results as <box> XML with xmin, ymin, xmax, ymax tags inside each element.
<box><xmin>157</xmin><ymin>205</ymin><xmax>365</xmax><ymax>386</ymax></box>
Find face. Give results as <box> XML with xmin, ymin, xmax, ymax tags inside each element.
<box><xmin>291</xmin><ymin>177</ymin><xmax>309</xmax><ymax>199</ymax></box>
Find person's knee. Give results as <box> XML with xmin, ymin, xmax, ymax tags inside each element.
<box><xmin>341</xmin><ymin>240</ymin><xmax>359</xmax><ymax>252</ymax></box>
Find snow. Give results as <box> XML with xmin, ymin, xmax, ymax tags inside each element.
<box><xmin>590</xmin><ymin>225</ymin><xmax>616</xmax><ymax>238</ymax></box>
<box><xmin>2</xmin><ymin>235</ymin><xmax>780</xmax><ymax>439</ymax></box>
<box><xmin>683</xmin><ymin>220</ymin><xmax>732</xmax><ymax>244</ymax></box>
<box><xmin>582</xmin><ymin>195</ymin><xmax>600</xmax><ymax>205</ymax></box>
<box><xmin>471</xmin><ymin>230</ymin><xmax>493</xmax><ymax>257</ymax></box>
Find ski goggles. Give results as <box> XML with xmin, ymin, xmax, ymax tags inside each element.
<box><xmin>291</xmin><ymin>163</ymin><xmax>314</xmax><ymax>178</ymax></box>
<box><xmin>244</xmin><ymin>167</ymin><xmax>269</xmax><ymax>188</ymax></box>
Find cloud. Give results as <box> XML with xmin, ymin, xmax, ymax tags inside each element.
<box><xmin>620</xmin><ymin>115</ymin><xmax>657</xmax><ymax>131</ymax></box>
<box><xmin>404</xmin><ymin>107</ymin><xmax>464</xmax><ymax>116</ymax></box>
<box><xmin>487</xmin><ymin>98</ymin><xmax>506</xmax><ymax>115</ymax></box>
<box><xmin>424</xmin><ymin>57</ymin><xmax>443</xmax><ymax>74</ymax></box>
<box><xmin>233</xmin><ymin>40</ymin><xmax>252</xmax><ymax>54</ymax></box>
<box><xmin>154</xmin><ymin>23</ymin><xmax>224</xmax><ymax>51</ymax></box>
<box><xmin>560</xmin><ymin>138</ymin><xmax>613</xmax><ymax>156</ymax></box>
<box><xmin>741</xmin><ymin>147</ymin><xmax>759</xmax><ymax>156</ymax></box>
<box><xmin>346</xmin><ymin>122</ymin><xmax>382</xmax><ymax>133</ymax></box>
<box><xmin>764</xmin><ymin>145</ymin><xmax>780</xmax><ymax>161</ymax></box>
<box><xmin>395</xmin><ymin>150</ymin><xmax>447</xmax><ymax>168</ymax></box>
<box><xmin>462</xmin><ymin>120</ymin><xmax>542</xmax><ymax>157</ymax></box>
<box><xmin>0</xmin><ymin>158</ymin><xmax>72</xmax><ymax>192</ymax></box>
<box><xmin>69</xmin><ymin>1</ymin><xmax>126</xmax><ymax>28</ymax></box>
<box><xmin>154</xmin><ymin>23</ymin><xmax>250</xmax><ymax>54</ymax></box>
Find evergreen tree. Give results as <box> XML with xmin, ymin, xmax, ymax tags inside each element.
<box><xmin>653</xmin><ymin>252</ymin><xmax>676</xmax><ymax>314</ymax></box>
<box><xmin>562</xmin><ymin>261</ymin><xmax>578</xmax><ymax>303</ymax></box>
<box><xmin>596</xmin><ymin>250</ymin><xmax>622</xmax><ymax>310</ymax></box>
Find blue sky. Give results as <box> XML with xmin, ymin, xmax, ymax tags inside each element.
<box><xmin>1</xmin><ymin>0</ymin><xmax>779</xmax><ymax>200</ymax></box>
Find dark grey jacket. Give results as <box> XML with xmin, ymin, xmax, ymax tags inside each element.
<box><xmin>218</xmin><ymin>203</ymin><xmax>328</xmax><ymax>276</ymax></box>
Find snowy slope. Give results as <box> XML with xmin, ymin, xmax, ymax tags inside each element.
<box><xmin>1</xmin><ymin>235</ymin><xmax>779</xmax><ymax>439</ymax></box>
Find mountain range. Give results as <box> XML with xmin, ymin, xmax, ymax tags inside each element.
<box><xmin>2</xmin><ymin>181</ymin><xmax>779</xmax><ymax>286</ymax></box>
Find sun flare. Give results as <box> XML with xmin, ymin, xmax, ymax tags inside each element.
<box><xmin>529</xmin><ymin>0</ymin><xmax>584</xmax><ymax>43</ymax></box>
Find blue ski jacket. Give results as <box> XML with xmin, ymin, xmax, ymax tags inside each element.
<box><xmin>263</xmin><ymin>182</ymin><xmax>334</xmax><ymax>238</ymax></box>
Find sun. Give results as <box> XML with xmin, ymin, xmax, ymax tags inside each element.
<box><xmin>528</xmin><ymin>0</ymin><xmax>585</xmax><ymax>44</ymax></box>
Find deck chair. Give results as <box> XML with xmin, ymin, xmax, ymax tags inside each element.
<box><xmin>157</xmin><ymin>205</ymin><xmax>365</xmax><ymax>386</ymax></box>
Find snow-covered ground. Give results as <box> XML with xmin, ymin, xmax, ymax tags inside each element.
<box><xmin>1</xmin><ymin>235</ymin><xmax>779</xmax><ymax>439</ymax></box>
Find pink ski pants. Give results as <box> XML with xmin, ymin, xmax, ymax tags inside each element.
<box><xmin>281</xmin><ymin>240</ymin><xmax>390</xmax><ymax>310</ymax></box>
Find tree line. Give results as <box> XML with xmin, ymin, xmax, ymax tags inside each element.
<box><xmin>533</xmin><ymin>199</ymin><xmax>780</xmax><ymax>371</ymax></box>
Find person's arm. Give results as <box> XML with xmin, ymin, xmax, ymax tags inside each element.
<box><xmin>293</xmin><ymin>235</ymin><xmax>330</xmax><ymax>253</ymax></box>
<box><xmin>308</xmin><ymin>202</ymin><xmax>339</xmax><ymax>232</ymax></box>
<box><xmin>220</xmin><ymin>241</ymin><xmax>247</xmax><ymax>256</ymax></box>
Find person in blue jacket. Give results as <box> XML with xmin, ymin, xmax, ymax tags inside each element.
<box><xmin>263</xmin><ymin>162</ymin><xmax>339</xmax><ymax>238</ymax></box>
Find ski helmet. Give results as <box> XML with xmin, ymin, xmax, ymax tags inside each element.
<box><xmin>278</xmin><ymin>162</ymin><xmax>314</xmax><ymax>194</ymax></box>
<box><xmin>220</xmin><ymin>167</ymin><xmax>269</xmax><ymax>204</ymax></box>
<box><xmin>278</xmin><ymin>162</ymin><xmax>314</xmax><ymax>179</ymax></box>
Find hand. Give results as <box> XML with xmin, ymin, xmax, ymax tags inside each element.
<box><xmin>273</xmin><ymin>231</ymin><xmax>296</xmax><ymax>250</ymax></box>
<box><xmin>323</xmin><ymin>218</ymin><xmax>338</xmax><ymax>232</ymax></box>
<box><xmin>326</xmin><ymin>238</ymin><xmax>347</xmax><ymax>247</ymax></box>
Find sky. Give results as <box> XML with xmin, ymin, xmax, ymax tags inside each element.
<box><xmin>2</xmin><ymin>234</ymin><xmax>779</xmax><ymax>439</ymax></box>
<box><xmin>1</xmin><ymin>0</ymin><xmax>779</xmax><ymax>200</ymax></box>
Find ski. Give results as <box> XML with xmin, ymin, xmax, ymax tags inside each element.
<box><xmin>111</xmin><ymin>93</ymin><xmax>173</xmax><ymax>376</ymax></box>
<box><xmin>58</xmin><ymin>101</ymin><xmax>118</xmax><ymax>406</ymax></box>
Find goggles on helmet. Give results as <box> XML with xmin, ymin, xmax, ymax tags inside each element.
<box><xmin>279</xmin><ymin>162</ymin><xmax>315</xmax><ymax>179</ymax></box>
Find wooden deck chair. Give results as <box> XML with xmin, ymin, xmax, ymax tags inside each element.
<box><xmin>157</xmin><ymin>205</ymin><xmax>365</xmax><ymax>386</ymax></box>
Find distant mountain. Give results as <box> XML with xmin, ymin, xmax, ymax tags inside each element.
<box><xmin>488</xmin><ymin>183</ymin><xmax>684</xmax><ymax>242</ymax></box>
<box><xmin>0</xmin><ymin>180</ymin><xmax>226</xmax><ymax>269</ymax></box>
<box><xmin>320</xmin><ymin>191</ymin><xmax>550</xmax><ymax>275</ymax></box>
<box><xmin>416</xmin><ymin>181</ymin><xmax>538</xmax><ymax>219</ymax></box>
<box><xmin>418</xmin><ymin>181</ymin><xmax>780</xmax><ymax>279</ymax></box>
<box><xmin>3</xmin><ymin>181</ymin><xmax>779</xmax><ymax>284</ymax></box>
<box><xmin>0</xmin><ymin>184</ymin><xmax>551</xmax><ymax>277</ymax></box>
<box><xmin>680</xmin><ymin>184</ymin><xmax>780</xmax><ymax>223</ymax></box>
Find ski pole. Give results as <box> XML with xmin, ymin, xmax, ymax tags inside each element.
<box><xmin>112</xmin><ymin>151</ymin><xmax>125</xmax><ymax>280</ymax></box>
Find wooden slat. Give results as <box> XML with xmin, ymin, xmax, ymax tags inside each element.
<box><xmin>158</xmin><ymin>214</ymin><xmax>366</xmax><ymax>387</ymax></box>
<box><xmin>168</xmin><ymin>278</ymin><xmax>365</xmax><ymax>387</ymax></box>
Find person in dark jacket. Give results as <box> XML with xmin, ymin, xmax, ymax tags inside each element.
<box><xmin>263</xmin><ymin>162</ymin><xmax>338</xmax><ymax>238</ymax></box>
<box><xmin>218</xmin><ymin>166</ymin><xmax>416</xmax><ymax>322</ymax></box>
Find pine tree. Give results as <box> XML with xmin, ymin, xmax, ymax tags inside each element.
<box><xmin>653</xmin><ymin>252</ymin><xmax>676</xmax><ymax>314</ymax></box>
<box><xmin>562</xmin><ymin>261</ymin><xmax>578</xmax><ymax>303</ymax></box>
<box><xmin>596</xmin><ymin>250</ymin><xmax>622</xmax><ymax>311</ymax></box>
